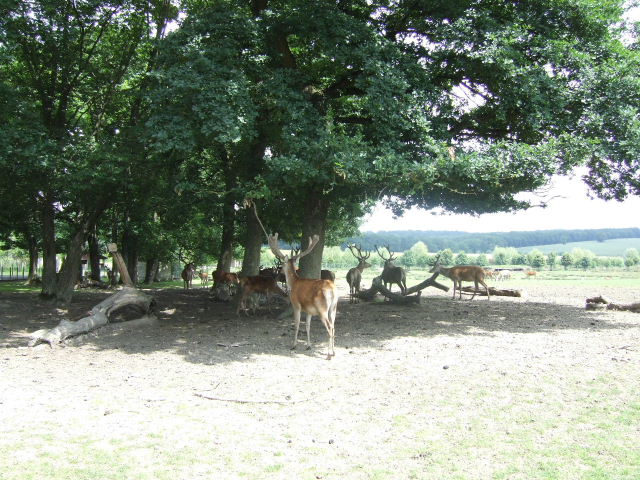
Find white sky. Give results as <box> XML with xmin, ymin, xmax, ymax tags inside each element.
<box><xmin>361</xmin><ymin>168</ymin><xmax>640</xmax><ymax>233</ymax></box>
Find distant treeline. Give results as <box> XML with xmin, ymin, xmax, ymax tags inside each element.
<box><xmin>345</xmin><ymin>228</ymin><xmax>640</xmax><ymax>254</ymax></box>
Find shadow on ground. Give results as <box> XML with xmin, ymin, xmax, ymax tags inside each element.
<box><xmin>2</xmin><ymin>285</ymin><xmax>638</xmax><ymax>366</ymax></box>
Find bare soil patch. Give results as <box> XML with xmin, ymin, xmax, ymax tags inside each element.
<box><xmin>1</xmin><ymin>283</ymin><xmax>639</xmax><ymax>479</ymax></box>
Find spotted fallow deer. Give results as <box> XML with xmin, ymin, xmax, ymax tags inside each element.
<box><xmin>429</xmin><ymin>253</ymin><xmax>490</xmax><ymax>300</ymax></box>
<box><xmin>266</xmin><ymin>234</ymin><xmax>338</xmax><ymax>358</ymax></box>
<box><xmin>346</xmin><ymin>244</ymin><xmax>371</xmax><ymax>303</ymax></box>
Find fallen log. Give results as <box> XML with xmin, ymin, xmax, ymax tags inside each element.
<box><xmin>586</xmin><ymin>296</ymin><xmax>640</xmax><ymax>313</ymax></box>
<box><xmin>355</xmin><ymin>273</ymin><xmax>449</xmax><ymax>304</ymax></box>
<box><xmin>606</xmin><ymin>302</ymin><xmax>640</xmax><ymax>313</ymax></box>
<box><xmin>460</xmin><ymin>286</ymin><xmax>522</xmax><ymax>297</ymax></box>
<box><xmin>29</xmin><ymin>286</ymin><xmax>155</xmax><ymax>346</ymax></box>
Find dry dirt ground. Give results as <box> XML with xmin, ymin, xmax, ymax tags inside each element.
<box><xmin>1</xmin><ymin>281</ymin><xmax>639</xmax><ymax>479</ymax></box>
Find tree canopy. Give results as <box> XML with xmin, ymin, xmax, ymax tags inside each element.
<box><xmin>1</xmin><ymin>0</ymin><xmax>639</xmax><ymax>300</ymax></box>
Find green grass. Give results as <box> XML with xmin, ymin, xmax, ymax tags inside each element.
<box><xmin>517</xmin><ymin>238</ymin><xmax>640</xmax><ymax>257</ymax></box>
<box><xmin>0</xmin><ymin>281</ymin><xmax>40</xmax><ymax>293</ymax></box>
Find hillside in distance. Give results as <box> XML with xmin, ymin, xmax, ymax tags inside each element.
<box><xmin>346</xmin><ymin>228</ymin><xmax>640</xmax><ymax>254</ymax></box>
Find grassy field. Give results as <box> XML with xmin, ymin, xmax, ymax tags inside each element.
<box><xmin>517</xmin><ymin>238</ymin><xmax>640</xmax><ymax>256</ymax></box>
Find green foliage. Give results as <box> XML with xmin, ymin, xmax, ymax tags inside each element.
<box><xmin>3</xmin><ymin>0</ymin><xmax>640</xmax><ymax>283</ymax></box>
<box><xmin>475</xmin><ymin>254</ymin><xmax>489</xmax><ymax>267</ymax></box>
<box><xmin>624</xmin><ymin>248</ymin><xmax>640</xmax><ymax>267</ymax></box>
<box><xmin>435</xmin><ymin>249</ymin><xmax>454</xmax><ymax>266</ymax></box>
<box><xmin>400</xmin><ymin>241</ymin><xmax>429</xmax><ymax>268</ymax></box>
<box><xmin>571</xmin><ymin>248</ymin><xmax>597</xmax><ymax>270</ymax></box>
<box><xmin>527</xmin><ymin>249</ymin><xmax>547</xmax><ymax>269</ymax></box>
<box><xmin>561</xmin><ymin>252</ymin><xmax>574</xmax><ymax>270</ymax></box>
<box><xmin>493</xmin><ymin>246</ymin><xmax>520</xmax><ymax>265</ymax></box>
<box><xmin>455</xmin><ymin>251</ymin><xmax>470</xmax><ymax>265</ymax></box>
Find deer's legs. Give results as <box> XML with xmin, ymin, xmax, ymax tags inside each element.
<box><xmin>319</xmin><ymin>313</ymin><xmax>335</xmax><ymax>359</ymax></box>
<box><xmin>305</xmin><ymin>313</ymin><xmax>312</xmax><ymax>350</ymax></box>
<box><xmin>480</xmin><ymin>279</ymin><xmax>490</xmax><ymax>300</ymax></box>
<box><xmin>470</xmin><ymin>280</ymin><xmax>478</xmax><ymax>300</ymax></box>
<box><xmin>291</xmin><ymin>306</ymin><xmax>302</xmax><ymax>350</ymax></box>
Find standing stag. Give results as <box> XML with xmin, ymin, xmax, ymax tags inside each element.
<box><xmin>181</xmin><ymin>262</ymin><xmax>196</xmax><ymax>289</ymax></box>
<box><xmin>267</xmin><ymin>234</ymin><xmax>338</xmax><ymax>358</ymax></box>
<box><xmin>375</xmin><ymin>245</ymin><xmax>407</xmax><ymax>295</ymax></box>
<box><xmin>429</xmin><ymin>254</ymin><xmax>490</xmax><ymax>300</ymax></box>
<box><xmin>346</xmin><ymin>244</ymin><xmax>371</xmax><ymax>303</ymax></box>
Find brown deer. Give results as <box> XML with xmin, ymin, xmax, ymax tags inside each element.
<box><xmin>213</xmin><ymin>270</ymin><xmax>240</xmax><ymax>287</ymax></box>
<box><xmin>248</xmin><ymin>200</ymin><xmax>338</xmax><ymax>358</ymax></box>
<box><xmin>198</xmin><ymin>271</ymin><xmax>210</xmax><ymax>288</ymax></box>
<box><xmin>346</xmin><ymin>244</ymin><xmax>371</xmax><ymax>303</ymax></box>
<box><xmin>375</xmin><ymin>245</ymin><xmax>407</xmax><ymax>295</ymax></box>
<box><xmin>429</xmin><ymin>254</ymin><xmax>490</xmax><ymax>300</ymax></box>
<box><xmin>236</xmin><ymin>275</ymin><xmax>287</xmax><ymax>315</ymax></box>
<box><xmin>181</xmin><ymin>263</ymin><xmax>196</xmax><ymax>289</ymax></box>
<box><xmin>267</xmin><ymin>233</ymin><xmax>338</xmax><ymax>358</ymax></box>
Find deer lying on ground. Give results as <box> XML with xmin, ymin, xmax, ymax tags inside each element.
<box><xmin>181</xmin><ymin>263</ymin><xmax>196</xmax><ymax>289</ymax></box>
<box><xmin>346</xmin><ymin>244</ymin><xmax>371</xmax><ymax>303</ymax></box>
<box><xmin>375</xmin><ymin>245</ymin><xmax>407</xmax><ymax>295</ymax></box>
<box><xmin>429</xmin><ymin>254</ymin><xmax>490</xmax><ymax>300</ymax></box>
<box><xmin>236</xmin><ymin>275</ymin><xmax>287</xmax><ymax>315</ymax></box>
<box><xmin>266</xmin><ymin>233</ymin><xmax>338</xmax><ymax>358</ymax></box>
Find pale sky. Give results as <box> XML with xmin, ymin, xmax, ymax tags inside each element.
<box><xmin>361</xmin><ymin>168</ymin><xmax>640</xmax><ymax>233</ymax></box>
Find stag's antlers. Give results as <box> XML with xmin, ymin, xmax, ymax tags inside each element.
<box><xmin>248</xmin><ymin>200</ymin><xmax>338</xmax><ymax>358</ymax></box>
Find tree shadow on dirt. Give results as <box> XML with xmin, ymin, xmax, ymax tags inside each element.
<box><xmin>3</xmin><ymin>287</ymin><xmax>639</xmax><ymax>365</ymax></box>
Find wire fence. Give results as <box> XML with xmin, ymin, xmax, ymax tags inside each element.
<box><xmin>0</xmin><ymin>264</ymin><xmax>29</xmax><ymax>281</ymax></box>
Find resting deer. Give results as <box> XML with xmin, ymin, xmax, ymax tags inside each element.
<box><xmin>346</xmin><ymin>244</ymin><xmax>371</xmax><ymax>303</ymax></box>
<box><xmin>266</xmin><ymin>233</ymin><xmax>338</xmax><ymax>358</ymax></box>
<box><xmin>375</xmin><ymin>245</ymin><xmax>407</xmax><ymax>295</ymax></box>
<box><xmin>236</xmin><ymin>275</ymin><xmax>287</xmax><ymax>315</ymax></box>
<box><xmin>429</xmin><ymin>254</ymin><xmax>490</xmax><ymax>300</ymax></box>
<box><xmin>181</xmin><ymin>262</ymin><xmax>196</xmax><ymax>289</ymax></box>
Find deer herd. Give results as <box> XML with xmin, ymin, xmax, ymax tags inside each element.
<box><xmin>178</xmin><ymin>206</ymin><xmax>534</xmax><ymax>358</ymax></box>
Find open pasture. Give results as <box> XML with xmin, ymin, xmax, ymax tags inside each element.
<box><xmin>1</xmin><ymin>272</ymin><xmax>639</xmax><ymax>479</ymax></box>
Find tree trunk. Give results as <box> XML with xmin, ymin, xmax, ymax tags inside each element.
<box><xmin>241</xmin><ymin>204</ymin><xmax>263</xmax><ymax>276</ymax></box>
<box><xmin>298</xmin><ymin>192</ymin><xmax>329</xmax><ymax>279</ymax></box>
<box><xmin>55</xmin><ymin>230</ymin><xmax>86</xmax><ymax>303</ymax></box>
<box><xmin>144</xmin><ymin>258</ymin><xmax>159</xmax><ymax>284</ymax></box>
<box><xmin>54</xmin><ymin>203</ymin><xmax>109</xmax><ymax>303</ymax></box>
<box><xmin>40</xmin><ymin>199</ymin><xmax>57</xmax><ymax>299</ymax></box>
<box><xmin>87</xmin><ymin>229</ymin><xmax>102</xmax><ymax>282</ymax></box>
<box><xmin>26</xmin><ymin>233</ymin><xmax>39</xmax><ymax>284</ymax></box>
<box><xmin>122</xmin><ymin>227</ymin><xmax>139</xmax><ymax>283</ymax></box>
<box><xmin>216</xmin><ymin>148</ymin><xmax>236</xmax><ymax>273</ymax></box>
